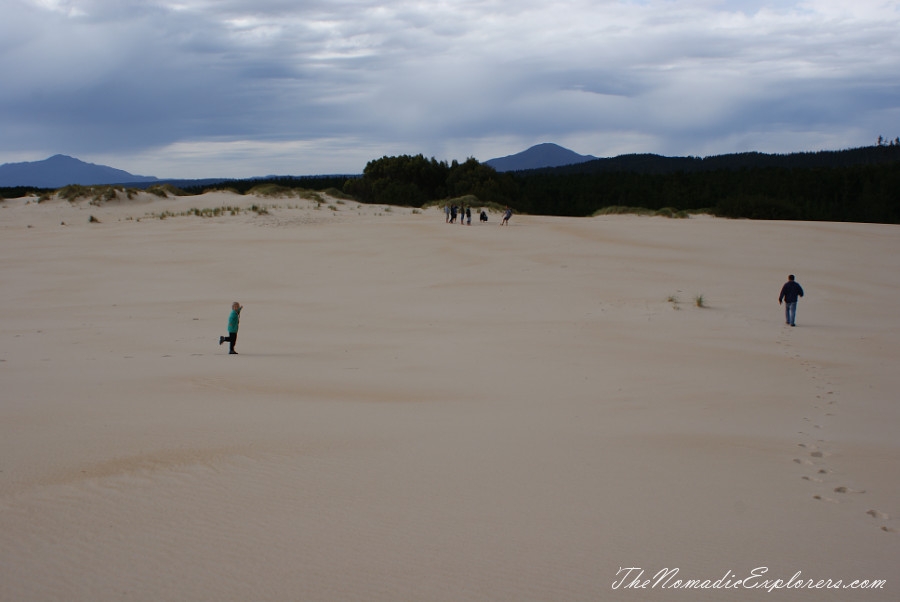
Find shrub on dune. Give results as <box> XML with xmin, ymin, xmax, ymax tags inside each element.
<box><xmin>146</xmin><ymin>184</ymin><xmax>189</xmax><ymax>198</ymax></box>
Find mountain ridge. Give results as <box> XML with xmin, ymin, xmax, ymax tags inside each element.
<box><xmin>0</xmin><ymin>154</ymin><xmax>158</xmax><ymax>188</ymax></box>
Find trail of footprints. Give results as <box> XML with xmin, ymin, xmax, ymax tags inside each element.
<box><xmin>782</xmin><ymin>336</ymin><xmax>895</xmax><ymax>533</ymax></box>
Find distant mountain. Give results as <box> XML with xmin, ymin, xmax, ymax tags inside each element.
<box><xmin>485</xmin><ymin>143</ymin><xmax>597</xmax><ymax>172</ymax></box>
<box><xmin>0</xmin><ymin>154</ymin><xmax>158</xmax><ymax>188</ymax></box>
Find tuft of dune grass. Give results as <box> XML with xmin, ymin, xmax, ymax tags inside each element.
<box><xmin>247</xmin><ymin>183</ymin><xmax>294</xmax><ymax>197</ymax></box>
<box><xmin>146</xmin><ymin>184</ymin><xmax>189</xmax><ymax>198</ymax></box>
<box><xmin>593</xmin><ymin>206</ymin><xmax>690</xmax><ymax>218</ymax></box>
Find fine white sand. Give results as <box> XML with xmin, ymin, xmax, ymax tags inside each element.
<box><xmin>1</xmin><ymin>191</ymin><xmax>898</xmax><ymax>601</ymax></box>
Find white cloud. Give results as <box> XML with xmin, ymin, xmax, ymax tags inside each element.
<box><xmin>109</xmin><ymin>137</ymin><xmax>390</xmax><ymax>179</ymax></box>
<box><xmin>23</xmin><ymin>0</ymin><xmax>87</xmax><ymax>17</ymax></box>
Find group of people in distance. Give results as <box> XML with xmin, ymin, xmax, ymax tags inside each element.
<box><xmin>446</xmin><ymin>204</ymin><xmax>476</xmax><ymax>225</ymax></box>
<box><xmin>444</xmin><ymin>204</ymin><xmax>513</xmax><ymax>226</ymax></box>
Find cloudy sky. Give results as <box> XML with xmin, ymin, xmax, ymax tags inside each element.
<box><xmin>2</xmin><ymin>0</ymin><xmax>899</xmax><ymax>178</ymax></box>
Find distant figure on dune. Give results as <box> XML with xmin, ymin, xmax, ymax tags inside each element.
<box><xmin>219</xmin><ymin>301</ymin><xmax>243</xmax><ymax>354</ymax></box>
<box><xmin>465</xmin><ymin>206</ymin><xmax>472</xmax><ymax>225</ymax></box>
<box><xmin>444</xmin><ymin>204</ymin><xmax>450</xmax><ymax>223</ymax></box>
<box><xmin>778</xmin><ymin>275</ymin><xmax>804</xmax><ymax>327</ymax></box>
<box><xmin>500</xmin><ymin>206</ymin><xmax>512</xmax><ymax>226</ymax></box>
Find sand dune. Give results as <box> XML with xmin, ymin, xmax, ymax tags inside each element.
<box><xmin>1</xmin><ymin>191</ymin><xmax>898</xmax><ymax>600</ymax></box>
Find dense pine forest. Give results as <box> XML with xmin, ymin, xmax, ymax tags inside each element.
<box><xmin>511</xmin><ymin>156</ymin><xmax>900</xmax><ymax>222</ymax></box>
<box><xmin>341</xmin><ymin>144</ymin><xmax>900</xmax><ymax>223</ymax></box>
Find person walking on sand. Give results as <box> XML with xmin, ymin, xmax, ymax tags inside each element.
<box><xmin>500</xmin><ymin>206</ymin><xmax>512</xmax><ymax>226</ymax></box>
<box><xmin>465</xmin><ymin>206</ymin><xmax>472</xmax><ymax>225</ymax></box>
<box><xmin>219</xmin><ymin>301</ymin><xmax>243</xmax><ymax>354</ymax></box>
<box><xmin>444</xmin><ymin>203</ymin><xmax>450</xmax><ymax>223</ymax></box>
<box><xmin>778</xmin><ymin>275</ymin><xmax>804</xmax><ymax>327</ymax></box>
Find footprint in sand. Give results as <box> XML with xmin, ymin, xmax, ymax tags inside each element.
<box><xmin>813</xmin><ymin>495</ymin><xmax>839</xmax><ymax>503</ymax></box>
<box><xmin>865</xmin><ymin>510</ymin><xmax>896</xmax><ymax>532</ymax></box>
<box><xmin>833</xmin><ymin>486</ymin><xmax>866</xmax><ymax>494</ymax></box>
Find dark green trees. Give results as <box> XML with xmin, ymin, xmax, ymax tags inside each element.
<box><xmin>343</xmin><ymin>155</ymin><xmax>515</xmax><ymax>207</ymax></box>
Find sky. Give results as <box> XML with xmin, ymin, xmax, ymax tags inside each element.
<box><xmin>2</xmin><ymin>0</ymin><xmax>899</xmax><ymax>178</ymax></box>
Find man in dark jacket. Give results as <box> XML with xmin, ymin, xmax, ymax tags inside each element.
<box><xmin>778</xmin><ymin>275</ymin><xmax>804</xmax><ymax>327</ymax></box>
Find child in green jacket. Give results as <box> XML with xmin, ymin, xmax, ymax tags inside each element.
<box><xmin>219</xmin><ymin>302</ymin><xmax>242</xmax><ymax>354</ymax></box>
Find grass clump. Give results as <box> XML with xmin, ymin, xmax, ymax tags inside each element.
<box><xmin>247</xmin><ymin>184</ymin><xmax>293</xmax><ymax>197</ymax></box>
<box><xmin>667</xmin><ymin>294</ymin><xmax>680</xmax><ymax>310</ymax></box>
<box><xmin>593</xmin><ymin>206</ymin><xmax>691</xmax><ymax>218</ymax></box>
<box><xmin>147</xmin><ymin>205</ymin><xmax>244</xmax><ymax>220</ymax></box>
<box><xmin>58</xmin><ymin>184</ymin><xmax>91</xmax><ymax>202</ymax></box>
<box><xmin>667</xmin><ymin>292</ymin><xmax>707</xmax><ymax>308</ymax></box>
<box><xmin>324</xmin><ymin>187</ymin><xmax>355</xmax><ymax>201</ymax></box>
<box><xmin>187</xmin><ymin>206</ymin><xmax>241</xmax><ymax>218</ymax></box>
<box><xmin>91</xmin><ymin>186</ymin><xmax>121</xmax><ymax>205</ymax></box>
<box><xmin>146</xmin><ymin>184</ymin><xmax>189</xmax><ymax>198</ymax></box>
<box><xmin>654</xmin><ymin>207</ymin><xmax>690</xmax><ymax>218</ymax></box>
<box><xmin>296</xmin><ymin>189</ymin><xmax>324</xmax><ymax>203</ymax></box>
<box><xmin>593</xmin><ymin>206</ymin><xmax>655</xmax><ymax>216</ymax></box>
<box><xmin>444</xmin><ymin>194</ymin><xmax>480</xmax><ymax>207</ymax></box>
<box><xmin>475</xmin><ymin>200</ymin><xmax>511</xmax><ymax>213</ymax></box>
<box><xmin>57</xmin><ymin>184</ymin><xmax>139</xmax><ymax>204</ymax></box>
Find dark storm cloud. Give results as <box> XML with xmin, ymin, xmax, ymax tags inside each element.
<box><xmin>1</xmin><ymin>0</ymin><xmax>898</xmax><ymax>176</ymax></box>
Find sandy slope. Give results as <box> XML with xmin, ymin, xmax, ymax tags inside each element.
<box><xmin>1</xmin><ymin>191</ymin><xmax>898</xmax><ymax>601</ymax></box>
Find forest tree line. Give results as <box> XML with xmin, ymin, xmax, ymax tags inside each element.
<box><xmin>340</xmin><ymin>145</ymin><xmax>900</xmax><ymax>223</ymax></box>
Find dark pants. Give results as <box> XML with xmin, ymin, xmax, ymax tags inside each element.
<box><xmin>226</xmin><ymin>331</ymin><xmax>237</xmax><ymax>353</ymax></box>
